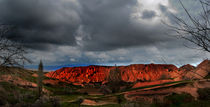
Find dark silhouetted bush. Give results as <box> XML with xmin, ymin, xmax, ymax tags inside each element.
<box><xmin>164</xmin><ymin>93</ymin><xmax>194</xmax><ymax>106</ymax></box>
<box><xmin>198</xmin><ymin>88</ymin><xmax>210</xmax><ymax>101</ymax></box>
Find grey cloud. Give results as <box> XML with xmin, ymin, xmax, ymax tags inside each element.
<box><xmin>169</xmin><ymin>0</ymin><xmax>202</xmax><ymax>18</ymax></box>
<box><xmin>0</xmin><ymin>0</ymin><xmax>207</xmax><ymax>67</ymax></box>
<box><xmin>141</xmin><ymin>10</ymin><xmax>156</xmax><ymax>19</ymax></box>
<box><xmin>0</xmin><ymin>0</ymin><xmax>81</xmax><ymax>50</ymax></box>
<box><xmin>159</xmin><ymin>4</ymin><xmax>168</xmax><ymax>13</ymax></box>
<box><xmin>0</xmin><ymin>0</ymin><xmax>175</xmax><ymax>51</ymax></box>
<box><xmin>159</xmin><ymin>4</ymin><xmax>176</xmax><ymax>24</ymax></box>
<box><xmin>76</xmin><ymin>0</ymin><xmax>173</xmax><ymax>51</ymax></box>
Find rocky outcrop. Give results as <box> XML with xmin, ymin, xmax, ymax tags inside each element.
<box><xmin>179</xmin><ymin>64</ymin><xmax>195</xmax><ymax>72</ymax></box>
<box><xmin>174</xmin><ymin>64</ymin><xmax>196</xmax><ymax>81</ymax></box>
<box><xmin>46</xmin><ymin>64</ymin><xmax>180</xmax><ymax>84</ymax></box>
<box><xmin>45</xmin><ymin>60</ymin><xmax>210</xmax><ymax>84</ymax></box>
<box><xmin>46</xmin><ymin>66</ymin><xmax>110</xmax><ymax>83</ymax></box>
<box><xmin>185</xmin><ymin>60</ymin><xmax>210</xmax><ymax>79</ymax></box>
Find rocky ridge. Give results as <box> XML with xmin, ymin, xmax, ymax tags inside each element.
<box><xmin>45</xmin><ymin>60</ymin><xmax>210</xmax><ymax>84</ymax></box>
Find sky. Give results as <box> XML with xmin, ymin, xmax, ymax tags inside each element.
<box><xmin>0</xmin><ymin>0</ymin><xmax>209</xmax><ymax>70</ymax></box>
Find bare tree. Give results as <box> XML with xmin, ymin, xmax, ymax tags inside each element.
<box><xmin>108</xmin><ymin>64</ymin><xmax>122</xmax><ymax>83</ymax></box>
<box><xmin>106</xmin><ymin>64</ymin><xmax>123</xmax><ymax>93</ymax></box>
<box><xmin>170</xmin><ymin>0</ymin><xmax>210</xmax><ymax>53</ymax></box>
<box><xmin>0</xmin><ymin>24</ymin><xmax>30</xmax><ymax>69</ymax></box>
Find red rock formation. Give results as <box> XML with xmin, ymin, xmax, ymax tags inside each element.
<box><xmin>185</xmin><ymin>60</ymin><xmax>210</xmax><ymax>79</ymax></box>
<box><xmin>179</xmin><ymin>64</ymin><xmax>195</xmax><ymax>72</ymax></box>
<box><xmin>46</xmin><ymin>64</ymin><xmax>180</xmax><ymax>84</ymax></box>
<box><xmin>174</xmin><ymin>64</ymin><xmax>196</xmax><ymax>81</ymax></box>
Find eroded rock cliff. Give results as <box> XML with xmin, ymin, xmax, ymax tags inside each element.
<box><xmin>45</xmin><ymin>64</ymin><xmax>180</xmax><ymax>83</ymax></box>
<box><xmin>46</xmin><ymin>60</ymin><xmax>210</xmax><ymax>84</ymax></box>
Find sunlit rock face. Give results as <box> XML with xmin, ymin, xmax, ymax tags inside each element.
<box><xmin>185</xmin><ymin>60</ymin><xmax>210</xmax><ymax>79</ymax></box>
<box><xmin>173</xmin><ymin>64</ymin><xmax>196</xmax><ymax>81</ymax></box>
<box><xmin>45</xmin><ymin>64</ymin><xmax>180</xmax><ymax>83</ymax></box>
<box><xmin>46</xmin><ymin>65</ymin><xmax>111</xmax><ymax>83</ymax></box>
<box><xmin>179</xmin><ymin>64</ymin><xmax>195</xmax><ymax>73</ymax></box>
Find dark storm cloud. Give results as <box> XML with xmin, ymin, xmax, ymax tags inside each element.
<box><xmin>5</xmin><ymin>0</ymin><xmax>205</xmax><ymax>67</ymax></box>
<box><xmin>77</xmin><ymin>0</ymin><xmax>173</xmax><ymax>51</ymax></box>
<box><xmin>0</xmin><ymin>0</ymin><xmax>174</xmax><ymax>51</ymax></box>
<box><xmin>0</xmin><ymin>0</ymin><xmax>81</xmax><ymax>50</ymax></box>
<box><xmin>141</xmin><ymin>10</ymin><xmax>156</xmax><ymax>19</ymax></box>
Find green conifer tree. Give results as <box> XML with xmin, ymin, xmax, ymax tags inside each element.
<box><xmin>37</xmin><ymin>60</ymin><xmax>43</xmax><ymax>98</ymax></box>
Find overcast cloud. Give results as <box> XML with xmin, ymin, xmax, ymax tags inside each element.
<box><xmin>0</xmin><ymin>0</ymin><xmax>208</xmax><ymax>68</ymax></box>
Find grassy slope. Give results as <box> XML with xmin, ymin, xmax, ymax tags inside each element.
<box><xmin>0</xmin><ymin>67</ymin><xmax>37</xmax><ymax>82</ymax></box>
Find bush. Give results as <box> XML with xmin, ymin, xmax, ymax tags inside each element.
<box><xmin>31</xmin><ymin>96</ymin><xmax>60</xmax><ymax>107</ymax></box>
<box><xmin>204</xmin><ymin>73</ymin><xmax>210</xmax><ymax>79</ymax></box>
<box><xmin>49</xmin><ymin>97</ymin><xmax>60</xmax><ymax>107</ymax></box>
<box><xmin>198</xmin><ymin>88</ymin><xmax>210</xmax><ymax>101</ymax></box>
<box><xmin>164</xmin><ymin>93</ymin><xmax>194</xmax><ymax>106</ymax></box>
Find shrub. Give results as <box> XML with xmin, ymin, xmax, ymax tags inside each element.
<box><xmin>164</xmin><ymin>93</ymin><xmax>194</xmax><ymax>106</ymax></box>
<box><xmin>121</xmin><ymin>102</ymin><xmax>140</xmax><ymax>107</ymax></box>
<box><xmin>49</xmin><ymin>97</ymin><xmax>60</xmax><ymax>107</ymax></box>
<box><xmin>37</xmin><ymin>60</ymin><xmax>44</xmax><ymax>98</ymax></box>
<box><xmin>198</xmin><ymin>88</ymin><xmax>210</xmax><ymax>101</ymax></box>
<box><xmin>204</xmin><ymin>73</ymin><xmax>210</xmax><ymax>79</ymax></box>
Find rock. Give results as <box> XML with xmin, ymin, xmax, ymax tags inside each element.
<box><xmin>179</xmin><ymin>64</ymin><xmax>195</xmax><ymax>72</ymax></box>
<box><xmin>81</xmin><ymin>99</ymin><xmax>97</xmax><ymax>105</ymax></box>
<box><xmin>132</xmin><ymin>80</ymin><xmax>174</xmax><ymax>88</ymax></box>
<box><xmin>46</xmin><ymin>64</ymin><xmax>179</xmax><ymax>84</ymax></box>
<box><xmin>177</xmin><ymin>64</ymin><xmax>196</xmax><ymax>80</ymax></box>
<box><xmin>45</xmin><ymin>60</ymin><xmax>210</xmax><ymax>84</ymax></box>
<box><xmin>43</xmin><ymin>79</ymin><xmax>59</xmax><ymax>86</ymax></box>
<box><xmin>32</xmin><ymin>73</ymin><xmax>38</xmax><ymax>77</ymax></box>
<box><xmin>185</xmin><ymin>60</ymin><xmax>210</xmax><ymax>79</ymax></box>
